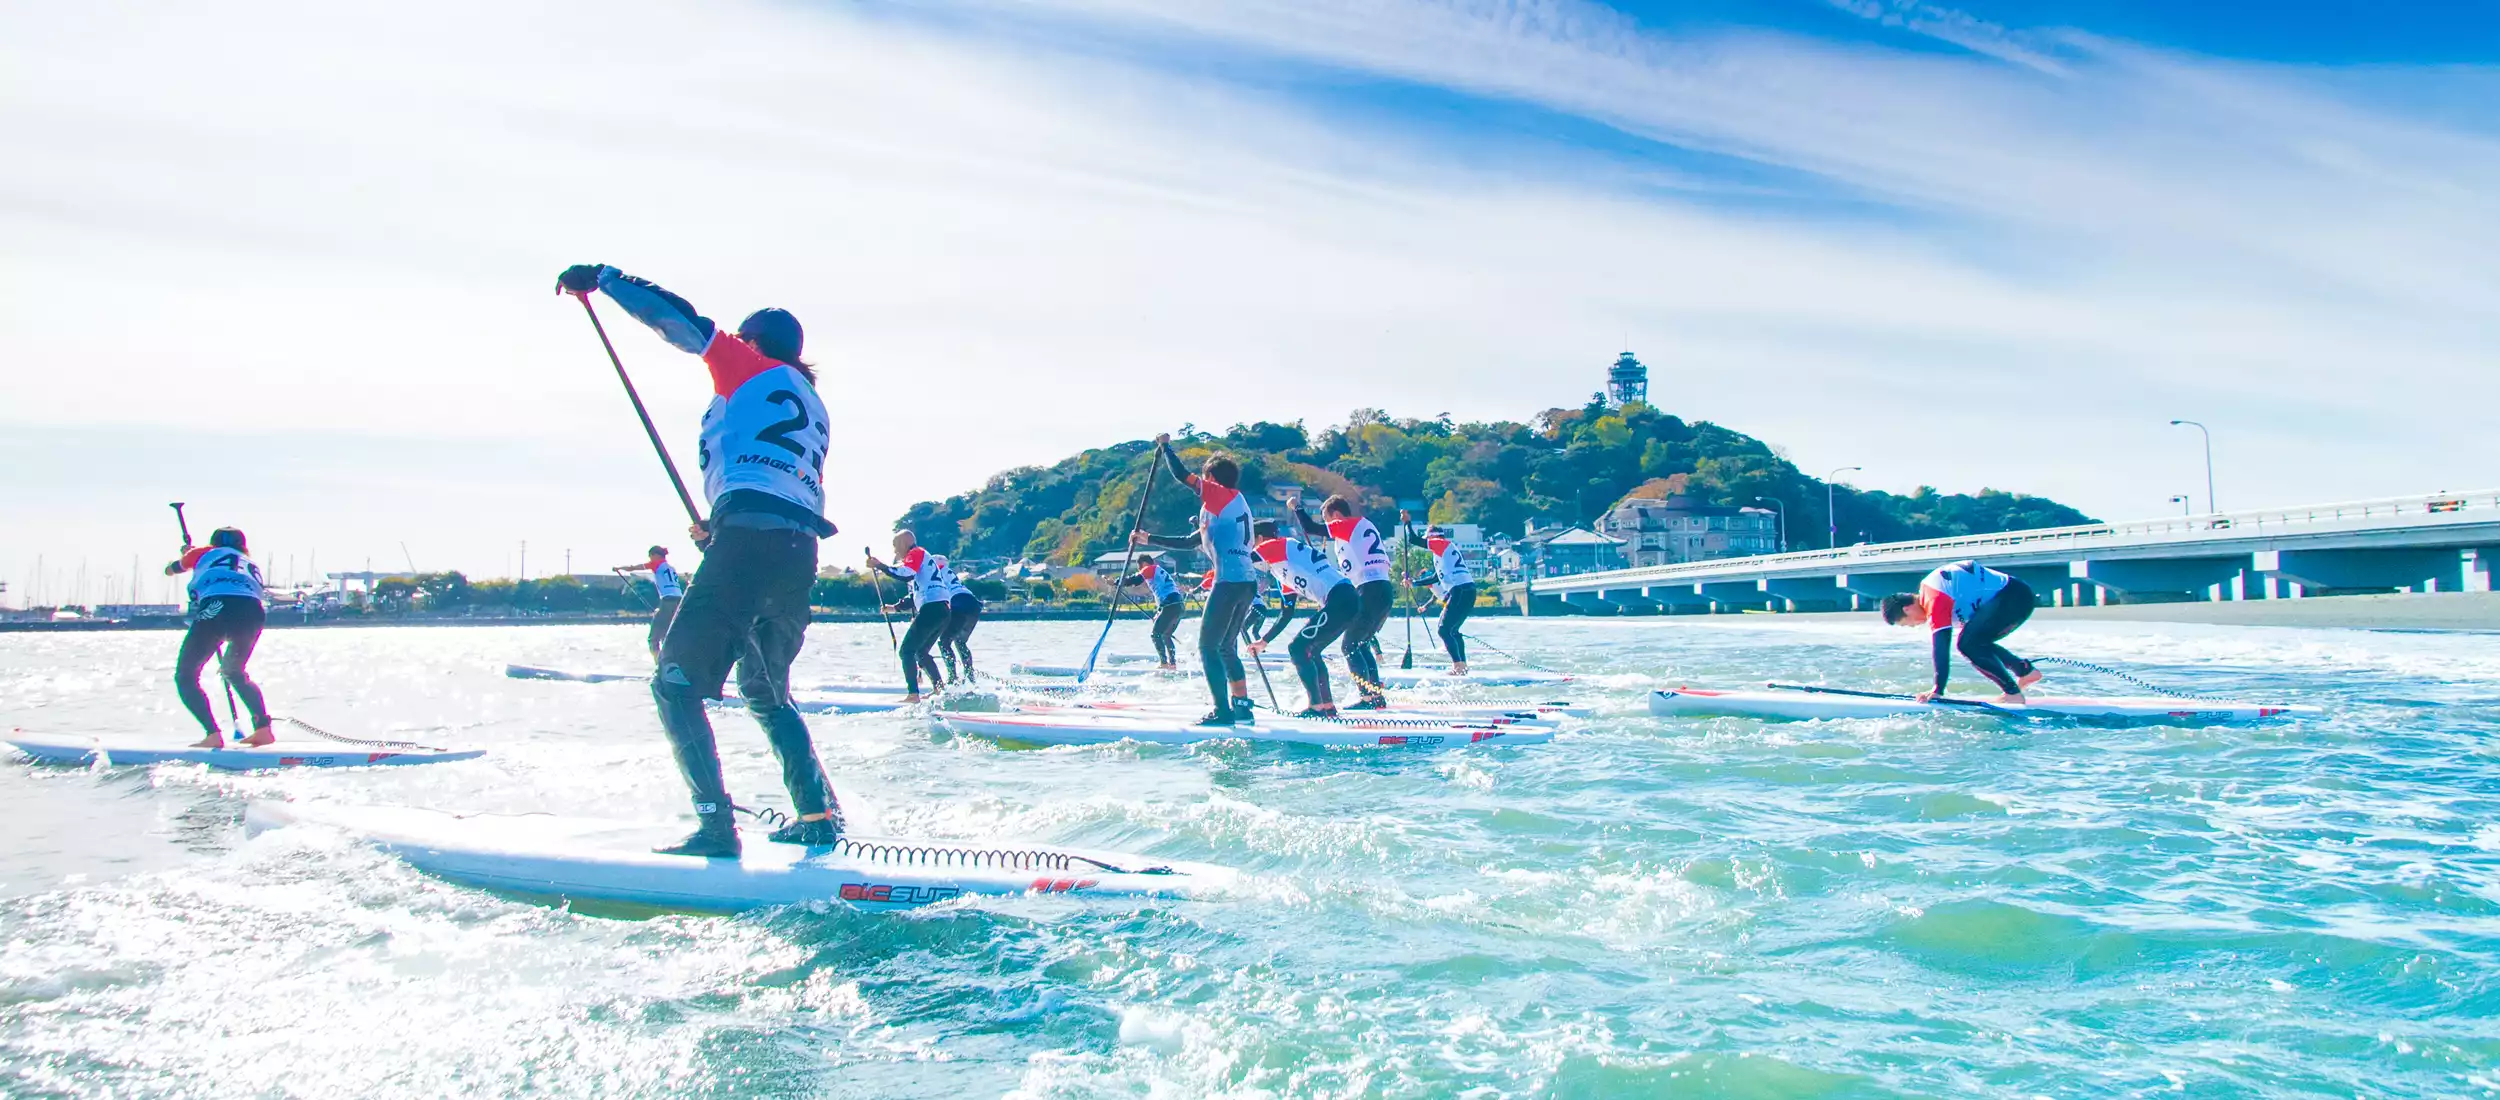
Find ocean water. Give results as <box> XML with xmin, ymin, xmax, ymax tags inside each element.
<box><xmin>1</xmin><ymin>616</ymin><xmax>2495</xmax><ymax>1098</ymax></box>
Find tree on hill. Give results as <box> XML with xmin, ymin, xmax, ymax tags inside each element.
<box><xmin>893</xmin><ymin>402</ymin><xmax>2093</xmax><ymax>567</ymax></box>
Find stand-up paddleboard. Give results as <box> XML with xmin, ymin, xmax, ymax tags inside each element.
<box><xmin>1021</xmin><ymin>700</ymin><xmax>1567</xmax><ymax>727</ymax></box>
<box><xmin>1376</xmin><ymin>668</ymin><xmax>1573</xmax><ymax>689</ymax></box>
<box><xmin>7</xmin><ymin>732</ymin><xmax>486</xmax><ymax>770</ymax></box>
<box><xmin>506</xmin><ymin>664</ymin><xmax>647</xmax><ymax>684</ymax></box>
<box><xmin>1648</xmin><ymin>685</ymin><xmax>2320</xmax><ymax>723</ymax></box>
<box><xmin>245</xmin><ymin>801</ymin><xmax>1236</xmax><ymax>915</ymax></box>
<box><xmin>940</xmin><ymin>710</ymin><xmax>1553</xmax><ymax>749</ymax></box>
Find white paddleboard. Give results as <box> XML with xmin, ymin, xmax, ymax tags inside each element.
<box><xmin>940</xmin><ymin>710</ymin><xmax>1553</xmax><ymax>749</ymax></box>
<box><xmin>246</xmin><ymin>801</ymin><xmax>1237</xmax><ymax>914</ymax></box>
<box><xmin>1021</xmin><ymin>700</ymin><xmax>1565</xmax><ymax>727</ymax></box>
<box><xmin>1648</xmin><ymin>687</ymin><xmax>2320</xmax><ymax>723</ymax></box>
<box><xmin>1376</xmin><ymin>668</ymin><xmax>1574</xmax><ymax>688</ymax></box>
<box><xmin>7</xmin><ymin>732</ymin><xmax>486</xmax><ymax>770</ymax></box>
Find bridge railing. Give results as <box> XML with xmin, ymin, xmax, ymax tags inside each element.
<box><xmin>1525</xmin><ymin>489</ymin><xmax>2500</xmax><ymax>591</ymax></box>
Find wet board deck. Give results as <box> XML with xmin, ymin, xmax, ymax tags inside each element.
<box><xmin>7</xmin><ymin>733</ymin><xmax>486</xmax><ymax>770</ymax></box>
<box><xmin>1648</xmin><ymin>687</ymin><xmax>2321</xmax><ymax>723</ymax></box>
<box><xmin>940</xmin><ymin>710</ymin><xmax>1554</xmax><ymax>749</ymax></box>
<box><xmin>246</xmin><ymin>801</ymin><xmax>1238</xmax><ymax>915</ymax></box>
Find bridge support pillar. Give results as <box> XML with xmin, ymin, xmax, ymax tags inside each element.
<box><xmin>1762</xmin><ymin>577</ymin><xmax>1848</xmax><ymax>613</ymax></box>
<box><xmin>1835</xmin><ymin>571</ymin><xmax>1929</xmax><ymax>601</ymax></box>
<box><xmin>2070</xmin><ymin>557</ymin><xmax>2249</xmax><ymax>602</ymax></box>
<box><xmin>1699</xmin><ymin>581</ymin><xmax>1768</xmax><ymax>612</ymax></box>
<box><xmin>2466</xmin><ymin>549</ymin><xmax>2496</xmax><ymax>593</ymax></box>
<box><xmin>1563</xmin><ymin>591</ymin><xmax>1619</xmax><ymax>615</ymax></box>
<box><xmin>1596</xmin><ymin>588</ymin><xmax>1663</xmax><ymax>615</ymax></box>
<box><xmin>1642</xmin><ymin>584</ymin><xmax>1718</xmax><ymax>615</ymax></box>
<box><xmin>2254</xmin><ymin>549</ymin><xmax>2464</xmax><ymax>594</ymax></box>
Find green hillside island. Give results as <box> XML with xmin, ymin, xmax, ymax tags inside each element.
<box><xmin>894</xmin><ymin>393</ymin><xmax>2093</xmax><ymax>585</ymax></box>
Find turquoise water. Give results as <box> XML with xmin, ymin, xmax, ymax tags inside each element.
<box><xmin>1</xmin><ymin>617</ymin><xmax>2495</xmax><ymax>1097</ymax></box>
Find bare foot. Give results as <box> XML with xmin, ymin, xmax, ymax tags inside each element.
<box><xmin>2017</xmin><ymin>669</ymin><xmax>2044</xmax><ymax>688</ymax></box>
<box><xmin>1994</xmin><ymin>692</ymin><xmax>2027</xmax><ymax>705</ymax></box>
<box><xmin>241</xmin><ymin>727</ymin><xmax>277</xmax><ymax>747</ymax></box>
<box><xmin>901</xmin><ymin>693</ymin><xmax>923</xmax><ymax>704</ymax></box>
<box><xmin>188</xmin><ymin>735</ymin><xmax>224</xmax><ymax>749</ymax></box>
<box><xmin>1449</xmin><ymin>665</ymin><xmax>1469</xmax><ymax>676</ymax></box>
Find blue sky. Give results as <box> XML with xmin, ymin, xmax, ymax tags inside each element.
<box><xmin>2</xmin><ymin>0</ymin><xmax>2494</xmax><ymax>598</ymax></box>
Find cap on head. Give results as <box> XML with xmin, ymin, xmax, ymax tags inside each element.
<box><xmin>209</xmin><ymin>527</ymin><xmax>246</xmax><ymax>551</ymax></box>
<box><xmin>736</xmin><ymin>308</ymin><xmax>804</xmax><ymax>363</ymax></box>
<box><xmin>648</xmin><ymin>545</ymin><xmax>668</xmax><ymax>558</ymax></box>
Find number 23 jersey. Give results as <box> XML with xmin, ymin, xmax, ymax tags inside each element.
<box><xmin>697</xmin><ymin>335</ymin><xmax>829</xmax><ymax>518</ymax></box>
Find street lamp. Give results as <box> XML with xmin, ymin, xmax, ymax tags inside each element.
<box><xmin>2169</xmin><ymin>420</ymin><xmax>2216</xmax><ymax>514</ymax></box>
<box><xmin>1753</xmin><ymin>496</ymin><xmax>1787</xmax><ymax>554</ymax></box>
<box><xmin>2169</xmin><ymin>494</ymin><xmax>2190</xmax><ymax>516</ymax></box>
<box><xmin>1826</xmin><ymin>466</ymin><xmax>1862</xmax><ymax>549</ymax></box>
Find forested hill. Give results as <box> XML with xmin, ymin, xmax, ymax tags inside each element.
<box><xmin>895</xmin><ymin>399</ymin><xmax>2094</xmax><ymax>566</ymax></box>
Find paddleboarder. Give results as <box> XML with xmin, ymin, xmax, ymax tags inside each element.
<box><xmin>1408</xmin><ymin>527</ymin><xmax>1477</xmax><ymax>675</ymax></box>
<box><xmin>1880</xmin><ymin>560</ymin><xmax>2043</xmax><ymax>704</ymax></box>
<box><xmin>937</xmin><ymin>564</ymin><xmax>984</xmax><ymax>685</ymax></box>
<box><xmin>1247</xmin><ymin>520</ymin><xmax>1357</xmax><ymax>717</ymax></box>
<box><xmin>1289</xmin><ymin>493</ymin><xmax>1394</xmax><ymax>708</ymax></box>
<box><xmin>615</xmin><ymin>545</ymin><xmax>685</xmax><ymax>659</ymax></box>
<box><xmin>164</xmin><ymin>526</ymin><xmax>274</xmax><ymax>748</ymax></box>
<box><xmin>1132</xmin><ymin>433</ymin><xmax>1258</xmax><ymax>725</ymax></box>
<box><xmin>556</xmin><ymin>263</ymin><xmax>843</xmax><ymax>858</ymax></box>
<box><xmin>1117</xmin><ymin>556</ymin><xmax>1187</xmax><ymax>669</ymax></box>
<box><xmin>867</xmin><ymin>531</ymin><xmax>955</xmax><ymax>701</ymax></box>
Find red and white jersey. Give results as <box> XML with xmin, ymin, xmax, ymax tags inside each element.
<box><xmin>1425</xmin><ymin>537</ymin><xmax>1473</xmax><ymax>599</ymax></box>
<box><xmin>1918</xmin><ymin>560</ymin><xmax>2012</xmax><ymax>629</ymax></box>
<box><xmin>647</xmin><ymin>559</ymin><xmax>685</xmax><ymax>599</ymax></box>
<box><xmin>1253</xmin><ymin>536</ymin><xmax>1349</xmax><ymax>601</ymax></box>
<box><xmin>880</xmin><ymin>547</ymin><xmax>955</xmax><ymax>609</ymax></box>
<box><xmin>1191</xmin><ymin>477</ymin><xmax>1257</xmax><ymax>583</ymax></box>
<box><xmin>178</xmin><ymin>546</ymin><xmax>264</xmax><ymax>605</ymax></box>
<box><xmin>1324</xmin><ymin>516</ymin><xmax>1393</xmax><ymax>585</ymax></box>
<box><xmin>695</xmin><ymin>332</ymin><xmax>830</xmax><ymax>518</ymax></box>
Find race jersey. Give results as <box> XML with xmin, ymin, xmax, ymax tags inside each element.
<box><xmin>943</xmin><ymin>561</ymin><xmax>975</xmax><ymax>603</ymax></box>
<box><xmin>1324</xmin><ymin>516</ymin><xmax>1393</xmax><ymax>585</ymax></box>
<box><xmin>1918</xmin><ymin>560</ymin><xmax>2013</xmax><ymax>629</ymax></box>
<box><xmin>591</xmin><ymin>267</ymin><xmax>833</xmax><ymax>535</ymax></box>
<box><xmin>178</xmin><ymin>546</ymin><xmax>264</xmax><ymax>605</ymax></box>
<box><xmin>1140</xmin><ymin>558</ymin><xmax>1182</xmax><ymax>603</ymax></box>
<box><xmin>697</xmin><ymin>334</ymin><xmax>830</xmax><ymax>526</ymax></box>
<box><xmin>1253</xmin><ymin>536</ymin><xmax>1349</xmax><ymax>601</ymax></box>
<box><xmin>880</xmin><ymin>547</ymin><xmax>955</xmax><ymax>609</ymax></box>
<box><xmin>647</xmin><ymin>560</ymin><xmax>685</xmax><ymax>600</ymax></box>
<box><xmin>1193</xmin><ymin>479</ymin><xmax>1256</xmax><ymax>583</ymax></box>
<box><xmin>1424</xmin><ymin>537</ymin><xmax>1473</xmax><ymax>599</ymax></box>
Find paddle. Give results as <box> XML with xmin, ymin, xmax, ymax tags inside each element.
<box><xmin>569</xmin><ymin>295</ymin><xmax>703</xmax><ymax>527</ymax></box>
<box><xmin>1077</xmin><ymin>454</ymin><xmax>1160</xmax><ymax>684</ymax></box>
<box><xmin>1764</xmin><ymin>681</ymin><xmax>2020</xmax><ymax>715</ymax></box>
<box><xmin>168</xmin><ymin>502</ymin><xmax>245</xmax><ymax>739</ymax></box>
<box><xmin>862</xmin><ymin>548</ymin><xmax>899</xmax><ymax>649</ymax></box>
<box><xmin>1398</xmin><ymin>510</ymin><xmax>1416</xmax><ymax>670</ymax></box>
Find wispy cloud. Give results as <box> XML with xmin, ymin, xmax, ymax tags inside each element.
<box><xmin>0</xmin><ymin>0</ymin><xmax>2491</xmax><ymax>580</ymax></box>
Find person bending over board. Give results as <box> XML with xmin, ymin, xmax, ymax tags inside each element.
<box><xmin>1289</xmin><ymin>493</ymin><xmax>1395</xmax><ymax>709</ymax></box>
<box><xmin>1880</xmin><ymin>559</ymin><xmax>2043</xmax><ymax>704</ymax></box>
<box><xmin>164</xmin><ymin>526</ymin><xmax>274</xmax><ymax>748</ymax></box>
<box><xmin>1116</xmin><ymin>556</ymin><xmax>1187</xmax><ymax>669</ymax></box>
<box><xmin>1133</xmin><ymin>433</ymin><xmax>1258</xmax><ymax>726</ymax></box>
<box><xmin>1407</xmin><ymin>528</ymin><xmax>1477</xmax><ymax>675</ymax></box>
<box><xmin>615</xmin><ymin>545</ymin><xmax>685</xmax><ymax>660</ymax></box>
<box><xmin>1247</xmin><ymin>520</ymin><xmax>1357</xmax><ymax>718</ymax></box>
<box><xmin>937</xmin><ymin>564</ymin><xmax>983</xmax><ymax>686</ymax></box>
<box><xmin>557</xmin><ymin>263</ymin><xmax>843</xmax><ymax>858</ymax></box>
<box><xmin>867</xmin><ymin>532</ymin><xmax>954</xmax><ymax>701</ymax></box>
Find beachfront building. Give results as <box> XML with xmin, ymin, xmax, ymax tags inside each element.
<box><xmin>1511</xmin><ymin>523</ymin><xmax>1627</xmax><ymax>577</ymax></box>
<box><xmin>1599</xmin><ymin>494</ymin><xmax>1782</xmax><ymax>567</ymax></box>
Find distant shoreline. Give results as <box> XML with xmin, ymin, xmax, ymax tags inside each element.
<box><xmin>1739</xmin><ymin>590</ymin><xmax>2500</xmax><ymax>633</ymax></box>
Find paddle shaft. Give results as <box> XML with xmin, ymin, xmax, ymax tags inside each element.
<box><xmin>1398</xmin><ymin>510</ymin><xmax>1414</xmax><ymax>670</ymax></box>
<box><xmin>170</xmin><ymin>502</ymin><xmax>192</xmax><ymax>548</ymax></box>
<box><xmin>863</xmin><ymin>548</ymin><xmax>899</xmax><ymax>648</ymax></box>
<box><xmin>1078</xmin><ymin>454</ymin><xmax>1160</xmax><ymax>683</ymax></box>
<box><xmin>573</xmin><ymin>295</ymin><xmax>702</xmax><ymax>526</ymax></box>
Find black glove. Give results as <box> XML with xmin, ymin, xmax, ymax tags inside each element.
<box><xmin>555</xmin><ymin>264</ymin><xmax>607</xmax><ymax>295</ymax></box>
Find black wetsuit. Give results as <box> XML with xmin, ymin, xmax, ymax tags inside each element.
<box><xmin>1292</xmin><ymin>504</ymin><xmax>1394</xmax><ymax>704</ymax></box>
<box><xmin>940</xmin><ymin>589</ymin><xmax>983</xmax><ymax>684</ymax></box>
<box><xmin>176</xmin><ymin>596</ymin><xmax>270</xmax><ymax>736</ymax></box>
<box><xmin>897</xmin><ymin>600</ymin><xmax>951</xmax><ymax>695</ymax></box>
<box><xmin>1265</xmin><ymin>581</ymin><xmax>1356</xmax><ymax>711</ymax></box>
<box><xmin>1938</xmin><ymin>578</ymin><xmax>2038</xmax><ymax>695</ymax></box>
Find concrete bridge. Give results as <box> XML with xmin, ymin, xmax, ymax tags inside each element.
<box><xmin>1505</xmin><ymin>489</ymin><xmax>2500</xmax><ymax>615</ymax></box>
